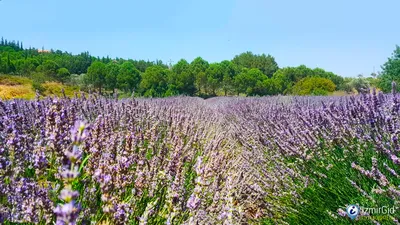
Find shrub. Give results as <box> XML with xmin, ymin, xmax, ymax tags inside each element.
<box><xmin>351</xmin><ymin>77</ymin><xmax>370</xmax><ymax>94</ymax></box>
<box><xmin>291</xmin><ymin>77</ymin><xmax>336</xmax><ymax>95</ymax></box>
<box><xmin>342</xmin><ymin>82</ymin><xmax>354</xmax><ymax>94</ymax></box>
<box><xmin>32</xmin><ymin>80</ymin><xmax>46</xmax><ymax>94</ymax></box>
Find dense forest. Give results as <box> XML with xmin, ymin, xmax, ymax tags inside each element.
<box><xmin>1</xmin><ymin>37</ymin><xmax>398</xmax><ymax>98</ymax></box>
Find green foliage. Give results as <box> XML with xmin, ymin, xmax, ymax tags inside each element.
<box><xmin>206</xmin><ymin>63</ymin><xmax>224</xmax><ymax>95</ymax></box>
<box><xmin>32</xmin><ymin>81</ymin><xmax>45</xmax><ymax>94</ymax></box>
<box><xmin>351</xmin><ymin>76</ymin><xmax>370</xmax><ymax>94</ymax></box>
<box><xmin>232</xmin><ymin>51</ymin><xmax>278</xmax><ymax>77</ymax></box>
<box><xmin>40</xmin><ymin>60</ymin><xmax>60</xmax><ymax>77</ymax></box>
<box><xmin>285</xmin><ymin>142</ymin><xmax>399</xmax><ymax>225</ymax></box>
<box><xmin>365</xmin><ymin>77</ymin><xmax>379</xmax><ymax>88</ymax></box>
<box><xmin>30</xmin><ymin>72</ymin><xmax>49</xmax><ymax>94</ymax></box>
<box><xmin>262</xmin><ymin>78</ymin><xmax>283</xmax><ymax>95</ymax></box>
<box><xmin>221</xmin><ymin>74</ymin><xmax>234</xmax><ymax>96</ymax></box>
<box><xmin>105</xmin><ymin>62</ymin><xmax>120</xmax><ymax>92</ymax></box>
<box><xmin>234</xmin><ymin>68</ymin><xmax>268</xmax><ymax>96</ymax></box>
<box><xmin>379</xmin><ymin>45</ymin><xmax>400</xmax><ymax>93</ymax></box>
<box><xmin>117</xmin><ymin>62</ymin><xmax>141</xmax><ymax>92</ymax></box>
<box><xmin>15</xmin><ymin>58</ymin><xmax>39</xmax><ymax>75</ymax></box>
<box><xmin>272</xmin><ymin>65</ymin><xmax>342</xmax><ymax>94</ymax></box>
<box><xmin>68</xmin><ymin>74</ymin><xmax>89</xmax><ymax>90</ymax></box>
<box><xmin>313</xmin><ymin>67</ymin><xmax>344</xmax><ymax>89</ymax></box>
<box><xmin>0</xmin><ymin>37</ymin><xmax>351</xmax><ymax>98</ymax></box>
<box><xmin>341</xmin><ymin>78</ymin><xmax>355</xmax><ymax>94</ymax></box>
<box><xmin>291</xmin><ymin>77</ymin><xmax>336</xmax><ymax>95</ymax></box>
<box><xmin>170</xmin><ymin>59</ymin><xmax>196</xmax><ymax>95</ymax></box>
<box><xmin>191</xmin><ymin>57</ymin><xmax>209</xmax><ymax>94</ymax></box>
<box><xmin>140</xmin><ymin>66</ymin><xmax>169</xmax><ymax>97</ymax></box>
<box><xmin>87</xmin><ymin>61</ymin><xmax>106</xmax><ymax>93</ymax></box>
<box><xmin>131</xmin><ymin>59</ymin><xmax>160</xmax><ymax>73</ymax></box>
<box><xmin>220</xmin><ymin>60</ymin><xmax>238</xmax><ymax>95</ymax></box>
<box><xmin>56</xmin><ymin>68</ymin><xmax>70</xmax><ymax>83</ymax></box>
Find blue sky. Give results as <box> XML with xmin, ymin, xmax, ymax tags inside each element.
<box><xmin>1</xmin><ymin>0</ymin><xmax>398</xmax><ymax>77</ymax></box>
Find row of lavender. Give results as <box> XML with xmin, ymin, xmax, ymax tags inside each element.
<box><xmin>1</xmin><ymin>86</ymin><xmax>400</xmax><ymax>224</ymax></box>
<box><xmin>216</xmin><ymin>86</ymin><xmax>400</xmax><ymax>223</ymax></box>
<box><xmin>0</xmin><ymin>93</ymin><xmax>243</xmax><ymax>224</ymax></box>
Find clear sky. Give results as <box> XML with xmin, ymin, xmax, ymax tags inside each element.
<box><xmin>1</xmin><ymin>0</ymin><xmax>398</xmax><ymax>77</ymax></box>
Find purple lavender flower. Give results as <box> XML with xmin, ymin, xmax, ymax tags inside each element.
<box><xmin>54</xmin><ymin>201</ymin><xmax>81</xmax><ymax>225</ymax></box>
<box><xmin>54</xmin><ymin>121</ymin><xmax>88</xmax><ymax>225</ymax></box>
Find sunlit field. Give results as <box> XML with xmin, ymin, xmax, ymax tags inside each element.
<box><xmin>1</xmin><ymin>0</ymin><xmax>400</xmax><ymax>222</ymax></box>
<box><xmin>1</xmin><ymin>86</ymin><xmax>399</xmax><ymax>225</ymax></box>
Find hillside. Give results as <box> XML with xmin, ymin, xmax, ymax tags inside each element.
<box><xmin>0</xmin><ymin>75</ymin><xmax>79</xmax><ymax>99</ymax></box>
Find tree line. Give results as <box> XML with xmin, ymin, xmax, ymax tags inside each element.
<box><xmin>0</xmin><ymin>37</ymin><xmax>364</xmax><ymax>97</ymax></box>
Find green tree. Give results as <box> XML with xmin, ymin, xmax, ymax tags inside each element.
<box><xmin>87</xmin><ymin>61</ymin><xmax>106</xmax><ymax>93</ymax></box>
<box><xmin>190</xmin><ymin>57</ymin><xmax>209</xmax><ymax>95</ymax></box>
<box><xmin>271</xmin><ymin>65</ymin><xmax>341</xmax><ymax>94</ymax></box>
<box><xmin>6</xmin><ymin>53</ymin><xmax>16</xmax><ymax>74</ymax></box>
<box><xmin>220</xmin><ymin>60</ymin><xmax>238</xmax><ymax>95</ymax></box>
<box><xmin>40</xmin><ymin>60</ymin><xmax>59</xmax><ymax>77</ymax></box>
<box><xmin>170</xmin><ymin>59</ymin><xmax>196</xmax><ymax>95</ymax></box>
<box><xmin>30</xmin><ymin>72</ymin><xmax>49</xmax><ymax>93</ymax></box>
<box><xmin>232</xmin><ymin>51</ymin><xmax>278</xmax><ymax>77</ymax></box>
<box><xmin>105</xmin><ymin>62</ymin><xmax>120</xmax><ymax>93</ymax></box>
<box><xmin>262</xmin><ymin>78</ymin><xmax>282</xmax><ymax>95</ymax></box>
<box><xmin>313</xmin><ymin>68</ymin><xmax>344</xmax><ymax>89</ymax></box>
<box><xmin>234</xmin><ymin>68</ymin><xmax>267</xmax><ymax>96</ymax></box>
<box><xmin>291</xmin><ymin>77</ymin><xmax>336</xmax><ymax>95</ymax></box>
<box><xmin>206</xmin><ymin>63</ymin><xmax>224</xmax><ymax>95</ymax></box>
<box><xmin>222</xmin><ymin>74</ymin><xmax>233</xmax><ymax>96</ymax></box>
<box><xmin>16</xmin><ymin>58</ymin><xmax>39</xmax><ymax>75</ymax></box>
<box><xmin>140</xmin><ymin>66</ymin><xmax>169</xmax><ymax>97</ymax></box>
<box><xmin>165</xmin><ymin>77</ymin><xmax>179</xmax><ymax>97</ymax></box>
<box><xmin>56</xmin><ymin>68</ymin><xmax>70</xmax><ymax>83</ymax></box>
<box><xmin>117</xmin><ymin>62</ymin><xmax>141</xmax><ymax>93</ymax></box>
<box><xmin>172</xmin><ymin>59</ymin><xmax>190</xmax><ymax>74</ymax></box>
<box><xmin>271</xmin><ymin>65</ymin><xmax>314</xmax><ymax>93</ymax></box>
<box><xmin>378</xmin><ymin>45</ymin><xmax>400</xmax><ymax>93</ymax></box>
<box><xmin>130</xmin><ymin>59</ymin><xmax>155</xmax><ymax>73</ymax></box>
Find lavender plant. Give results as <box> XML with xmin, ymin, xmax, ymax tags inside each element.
<box><xmin>0</xmin><ymin>86</ymin><xmax>399</xmax><ymax>224</ymax></box>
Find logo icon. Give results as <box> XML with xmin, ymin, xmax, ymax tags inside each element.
<box><xmin>346</xmin><ymin>204</ymin><xmax>360</xmax><ymax>220</ymax></box>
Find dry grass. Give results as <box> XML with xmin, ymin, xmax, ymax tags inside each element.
<box><xmin>0</xmin><ymin>75</ymin><xmax>36</xmax><ymax>99</ymax></box>
<box><xmin>0</xmin><ymin>84</ymin><xmax>36</xmax><ymax>100</ymax></box>
<box><xmin>42</xmin><ymin>82</ymin><xmax>80</xmax><ymax>97</ymax></box>
<box><xmin>0</xmin><ymin>75</ymin><xmax>80</xmax><ymax>100</ymax></box>
<box><xmin>0</xmin><ymin>75</ymin><xmax>32</xmax><ymax>86</ymax></box>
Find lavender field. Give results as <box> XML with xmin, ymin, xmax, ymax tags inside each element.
<box><xmin>1</xmin><ymin>87</ymin><xmax>400</xmax><ymax>225</ymax></box>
